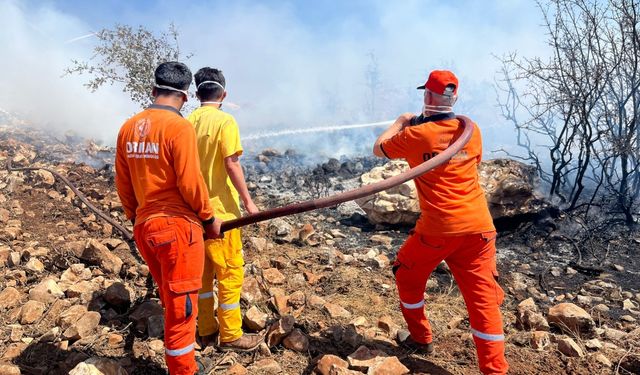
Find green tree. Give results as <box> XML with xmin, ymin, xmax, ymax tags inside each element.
<box><xmin>65</xmin><ymin>23</ymin><xmax>191</xmax><ymax>108</ymax></box>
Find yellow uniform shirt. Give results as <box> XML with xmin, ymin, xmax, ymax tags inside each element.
<box><xmin>188</xmin><ymin>106</ymin><xmax>243</xmax><ymax>221</ymax></box>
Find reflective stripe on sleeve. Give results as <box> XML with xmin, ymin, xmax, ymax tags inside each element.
<box><xmin>401</xmin><ymin>300</ymin><xmax>425</xmax><ymax>309</ymax></box>
<box><xmin>470</xmin><ymin>328</ymin><xmax>505</xmax><ymax>342</ymax></box>
<box><xmin>220</xmin><ymin>302</ymin><xmax>240</xmax><ymax>310</ymax></box>
<box><xmin>199</xmin><ymin>292</ymin><xmax>214</xmax><ymax>299</ymax></box>
<box><xmin>166</xmin><ymin>343</ymin><xmax>195</xmax><ymax>357</ymax></box>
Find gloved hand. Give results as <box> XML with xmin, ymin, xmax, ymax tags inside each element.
<box><xmin>203</xmin><ymin>217</ymin><xmax>223</xmax><ymax>240</ymax></box>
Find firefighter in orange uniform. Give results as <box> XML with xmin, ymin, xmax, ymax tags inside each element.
<box><xmin>373</xmin><ymin>70</ymin><xmax>508</xmax><ymax>374</ymax></box>
<box><xmin>115</xmin><ymin>61</ymin><xmax>221</xmax><ymax>375</ymax></box>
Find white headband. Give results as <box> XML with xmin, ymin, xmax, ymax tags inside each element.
<box><xmin>196</xmin><ymin>80</ymin><xmax>225</xmax><ymax>90</ymax></box>
<box><xmin>154</xmin><ymin>83</ymin><xmax>188</xmax><ymax>97</ymax></box>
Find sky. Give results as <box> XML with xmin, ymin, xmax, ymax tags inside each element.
<box><xmin>0</xmin><ymin>0</ymin><xmax>550</xmax><ymax>158</ymax></box>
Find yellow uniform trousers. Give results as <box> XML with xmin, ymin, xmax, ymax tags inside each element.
<box><xmin>197</xmin><ymin>228</ymin><xmax>244</xmax><ymax>343</ymax></box>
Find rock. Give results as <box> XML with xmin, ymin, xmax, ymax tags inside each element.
<box><xmin>604</xmin><ymin>328</ymin><xmax>627</xmax><ymax>341</ymax></box>
<box><xmin>29</xmin><ymin>278</ymin><xmax>65</xmax><ymax>304</ymax></box>
<box><xmin>288</xmin><ymin>291</ymin><xmax>306</xmax><ymax>309</ymax></box>
<box><xmin>81</xmin><ymin>239</ymin><xmax>123</xmax><ymax>274</ymax></box>
<box><xmin>557</xmin><ymin>337</ymin><xmax>584</xmax><ymax>357</ymax></box>
<box><xmin>283</xmin><ymin>328</ymin><xmax>309</xmax><ymax>352</ymax></box>
<box><xmin>324</xmin><ymin>303</ymin><xmax>351</xmax><ymax>319</ymax></box>
<box><xmin>594</xmin><ymin>304</ymin><xmax>610</xmax><ymax>313</ymax></box>
<box><xmin>366</xmin><ymin>356</ymin><xmax>410</xmax><ymax>375</ymax></box>
<box><xmin>8</xmin><ymin>251</ymin><xmax>21</xmax><ymax>266</ymax></box>
<box><xmin>548</xmin><ymin>303</ymin><xmax>595</xmax><ymax>336</ymax></box>
<box><xmin>25</xmin><ymin>257</ymin><xmax>45</xmax><ymax>272</ymax></box>
<box><xmin>377</xmin><ymin>316</ymin><xmax>399</xmax><ymax>337</ymax></box>
<box><xmin>585</xmin><ymin>339</ymin><xmax>603</xmax><ymax>350</ymax></box>
<box><xmin>0</xmin><ymin>287</ymin><xmax>23</xmax><ymax>309</ymax></box>
<box><xmin>357</xmin><ymin>159</ymin><xmax>548</xmax><ymax>225</ymax></box>
<box><xmin>0</xmin><ymin>364</ymin><xmax>20</xmax><ymax>375</ymax></box>
<box><xmin>66</xmin><ymin>280</ymin><xmax>98</xmax><ymax>298</ymax></box>
<box><xmin>316</xmin><ymin>354</ymin><xmax>349</xmax><ymax>375</ymax></box>
<box><xmin>147</xmin><ymin>315</ymin><xmax>165</xmax><ymax>338</ymax></box>
<box><xmin>249</xmin><ymin>358</ymin><xmax>282</xmax><ymax>374</ymax></box>
<box><xmin>104</xmin><ymin>282</ymin><xmax>132</xmax><ymax>307</ymax></box>
<box><xmin>370</xmin><ymin>235</ymin><xmax>392</xmax><ymax>246</ymax></box>
<box><xmin>241</xmin><ymin>277</ymin><xmax>265</xmax><ymax>303</ymax></box>
<box><xmin>224</xmin><ymin>364</ymin><xmax>249</xmax><ymax>375</ymax></box>
<box><xmin>447</xmin><ymin>316</ymin><xmax>465</xmax><ymax>330</ymax></box>
<box><xmin>594</xmin><ymin>353</ymin><xmax>612</xmax><ymax>368</ymax></box>
<box><xmin>58</xmin><ymin>305</ymin><xmax>88</xmax><ymax>328</ymax></box>
<box><xmin>244</xmin><ymin>306</ymin><xmax>268</xmax><ymax>331</ymax></box>
<box><xmin>517</xmin><ymin>298</ymin><xmax>550</xmax><ymax>331</ymax></box>
<box><xmin>623</xmin><ymin>298</ymin><xmax>638</xmax><ymax>311</ymax></box>
<box><xmin>308</xmin><ymin>295</ymin><xmax>326</xmax><ymax>308</ymax></box>
<box><xmin>347</xmin><ymin>346</ymin><xmax>389</xmax><ymax>369</ymax></box>
<box><xmin>248</xmin><ymin>237</ymin><xmax>267</xmax><ymax>252</ymax></box>
<box><xmin>530</xmin><ymin>331</ymin><xmax>550</xmax><ymax>351</ymax></box>
<box><xmin>62</xmin><ymin>311</ymin><xmax>101</xmax><ymax>340</ymax></box>
<box><xmin>20</xmin><ymin>300</ymin><xmax>46</xmax><ymax>324</ymax></box>
<box><xmin>266</xmin><ymin>315</ymin><xmax>295</xmax><ymax>347</ymax></box>
<box><xmin>268</xmin><ymin>219</ymin><xmax>293</xmax><ymax>240</ymax></box>
<box><xmin>129</xmin><ymin>300</ymin><xmax>164</xmax><ymax>333</ymax></box>
<box><xmin>334</xmin><ymin>324</ymin><xmax>363</xmax><ymax>348</ymax></box>
<box><xmin>33</xmin><ymin>169</ymin><xmax>55</xmax><ymax>186</ymax></box>
<box><xmin>370</xmin><ymin>254</ymin><xmax>390</xmax><ymax>269</ymax></box>
<box><xmin>263</xmin><ymin>268</ymin><xmax>286</xmax><ymax>285</ymax></box>
<box><xmin>68</xmin><ymin>357</ymin><xmax>127</xmax><ymax>375</ymax></box>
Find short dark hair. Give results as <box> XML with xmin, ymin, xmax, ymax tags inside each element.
<box><xmin>194</xmin><ymin>67</ymin><xmax>226</xmax><ymax>101</ymax></box>
<box><xmin>154</xmin><ymin>61</ymin><xmax>192</xmax><ymax>97</ymax></box>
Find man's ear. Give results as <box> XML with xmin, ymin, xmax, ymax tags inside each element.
<box><xmin>221</xmin><ymin>91</ymin><xmax>227</xmax><ymax>101</ymax></box>
<box><xmin>451</xmin><ymin>96</ymin><xmax>458</xmax><ymax>106</ymax></box>
<box><xmin>151</xmin><ymin>87</ymin><xmax>157</xmax><ymax>98</ymax></box>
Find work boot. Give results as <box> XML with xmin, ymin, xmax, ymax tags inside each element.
<box><xmin>198</xmin><ymin>333</ymin><xmax>218</xmax><ymax>348</ymax></box>
<box><xmin>397</xmin><ymin>330</ymin><xmax>434</xmax><ymax>355</ymax></box>
<box><xmin>195</xmin><ymin>356</ymin><xmax>213</xmax><ymax>375</ymax></box>
<box><xmin>218</xmin><ymin>333</ymin><xmax>264</xmax><ymax>352</ymax></box>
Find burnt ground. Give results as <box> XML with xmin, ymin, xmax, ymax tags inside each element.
<box><xmin>0</xmin><ymin>127</ymin><xmax>639</xmax><ymax>374</ymax></box>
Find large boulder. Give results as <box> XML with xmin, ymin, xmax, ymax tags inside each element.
<box><xmin>356</xmin><ymin>158</ymin><xmax>548</xmax><ymax>225</ymax></box>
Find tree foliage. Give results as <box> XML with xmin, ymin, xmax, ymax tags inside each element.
<box><xmin>65</xmin><ymin>23</ymin><xmax>190</xmax><ymax>107</ymax></box>
<box><xmin>497</xmin><ymin>0</ymin><xmax>640</xmax><ymax>224</ymax></box>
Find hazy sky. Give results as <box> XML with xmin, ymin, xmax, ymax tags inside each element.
<box><xmin>0</xmin><ymin>0</ymin><xmax>550</xmax><ymax>157</ymax></box>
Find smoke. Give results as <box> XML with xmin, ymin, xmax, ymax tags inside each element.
<box><xmin>0</xmin><ymin>0</ymin><xmax>549</xmax><ymax>158</ymax></box>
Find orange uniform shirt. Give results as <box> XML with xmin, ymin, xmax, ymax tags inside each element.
<box><xmin>115</xmin><ymin>104</ymin><xmax>214</xmax><ymax>225</ymax></box>
<box><xmin>380</xmin><ymin>113</ymin><xmax>495</xmax><ymax>236</ymax></box>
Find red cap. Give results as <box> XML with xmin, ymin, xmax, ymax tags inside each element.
<box><xmin>417</xmin><ymin>70</ymin><xmax>458</xmax><ymax>96</ymax></box>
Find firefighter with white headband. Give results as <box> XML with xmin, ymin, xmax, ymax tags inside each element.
<box><xmin>373</xmin><ymin>70</ymin><xmax>508</xmax><ymax>374</ymax></box>
<box><xmin>187</xmin><ymin>67</ymin><xmax>262</xmax><ymax>352</ymax></box>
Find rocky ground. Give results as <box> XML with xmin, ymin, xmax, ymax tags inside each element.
<box><xmin>0</xmin><ymin>123</ymin><xmax>639</xmax><ymax>375</ymax></box>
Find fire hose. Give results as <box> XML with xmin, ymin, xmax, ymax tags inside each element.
<box><xmin>6</xmin><ymin>115</ymin><xmax>473</xmax><ymax>239</ymax></box>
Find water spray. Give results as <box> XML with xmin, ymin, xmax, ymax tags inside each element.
<box><xmin>243</xmin><ymin>120</ymin><xmax>394</xmax><ymax>141</ymax></box>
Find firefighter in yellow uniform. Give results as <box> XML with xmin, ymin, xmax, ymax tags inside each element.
<box><xmin>188</xmin><ymin>67</ymin><xmax>263</xmax><ymax>352</ymax></box>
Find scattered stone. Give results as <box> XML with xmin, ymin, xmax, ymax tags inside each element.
<box><xmin>224</xmin><ymin>363</ymin><xmax>249</xmax><ymax>375</ymax></box>
<box><xmin>63</xmin><ymin>311</ymin><xmax>101</xmax><ymax>340</ymax></box>
<box><xmin>248</xmin><ymin>237</ymin><xmax>267</xmax><ymax>252</ymax></box>
<box><xmin>24</xmin><ymin>257</ymin><xmax>45</xmax><ymax>272</ymax></box>
<box><xmin>594</xmin><ymin>353</ymin><xmax>612</xmax><ymax>368</ymax></box>
<box><xmin>147</xmin><ymin>315</ymin><xmax>165</xmax><ymax>338</ymax></box>
<box><xmin>623</xmin><ymin>299</ymin><xmax>638</xmax><ymax>311</ymax></box>
<box><xmin>367</xmin><ymin>356</ymin><xmax>410</xmax><ymax>375</ymax></box>
<box><xmin>604</xmin><ymin>328</ymin><xmax>627</xmax><ymax>341</ymax></box>
<box><xmin>0</xmin><ymin>364</ymin><xmax>20</xmax><ymax>375</ymax></box>
<box><xmin>20</xmin><ymin>300</ymin><xmax>45</xmax><ymax>324</ymax></box>
<box><xmin>585</xmin><ymin>339</ymin><xmax>603</xmax><ymax>350</ymax></box>
<box><xmin>104</xmin><ymin>282</ymin><xmax>132</xmax><ymax>307</ymax></box>
<box><xmin>249</xmin><ymin>358</ymin><xmax>282</xmax><ymax>374</ymax></box>
<box><xmin>58</xmin><ymin>305</ymin><xmax>88</xmax><ymax>328</ymax></box>
<box><xmin>260</xmin><ymin>269</ymin><xmax>286</xmax><ymax>287</ymax></box>
<box><xmin>447</xmin><ymin>316</ymin><xmax>465</xmax><ymax>330</ymax></box>
<box><xmin>347</xmin><ymin>346</ymin><xmax>389</xmax><ymax>369</ymax></box>
<box><xmin>517</xmin><ymin>298</ymin><xmax>549</xmax><ymax>331</ymax></box>
<box><xmin>0</xmin><ymin>287</ymin><xmax>22</xmax><ymax>309</ymax></box>
<box><xmin>548</xmin><ymin>303</ymin><xmax>595</xmax><ymax>336</ymax></box>
<box><xmin>594</xmin><ymin>304</ymin><xmax>610</xmax><ymax>313</ymax></box>
<box><xmin>68</xmin><ymin>357</ymin><xmax>127</xmax><ymax>375</ymax></box>
<box><xmin>81</xmin><ymin>239</ymin><xmax>123</xmax><ymax>275</ymax></box>
<box><xmin>370</xmin><ymin>234</ymin><xmax>393</xmax><ymax>246</ymax></box>
<box><xmin>621</xmin><ymin>315</ymin><xmax>636</xmax><ymax>322</ymax></box>
<box><xmin>557</xmin><ymin>337</ymin><xmax>584</xmax><ymax>357</ymax></box>
<box><xmin>377</xmin><ymin>316</ymin><xmax>399</xmax><ymax>337</ymax></box>
<box><xmin>283</xmin><ymin>328</ymin><xmax>309</xmax><ymax>352</ymax></box>
<box><xmin>324</xmin><ymin>303</ymin><xmax>351</xmax><ymax>319</ymax></box>
<box><xmin>129</xmin><ymin>300</ymin><xmax>164</xmax><ymax>333</ymax></box>
<box><xmin>244</xmin><ymin>306</ymin><xmax>268</xmax><ymax>331</ymax></box>
<box><xmin>308</xmin><ymin>295</ymin><xmax>327</xmax><ymax>309</ymax></box>
<box><xmin>241</xmin><ymin>277</ymin><xmax>265</xmax><ymax>303</ymax></box>
<box><xmin>530</xmin><ymin>331</ymin><xmax>550</xmax><ymax>351</ymax></box>
<box><xmin>266</xmin><ymin>315</ymin><xmax>295</xmax><ymax>347</ymax></box>
<box><xmin>316</xmin><ymin>354</ymin><xmax>349</xmax><ymax>375</ymax></box>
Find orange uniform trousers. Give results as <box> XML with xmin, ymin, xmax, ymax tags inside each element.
<box><xmin>134</xmin><ymin>217</ymin><xmax>204</xmax><ymax>375</ymax></box>
<box><xmin>393</xmin><ymin>231</ymin><xmax>508</xmax><ymax>375</ymax></box>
